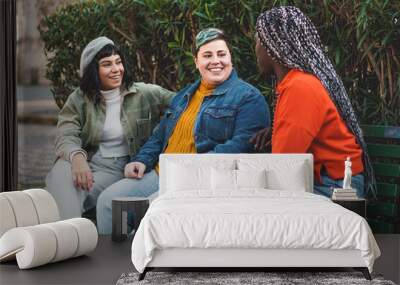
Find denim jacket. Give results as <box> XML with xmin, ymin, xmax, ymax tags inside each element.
<box><xmin>133</xmin><ymin>69</ymin><xmax>271</xmax><ymax>171</ymax></box>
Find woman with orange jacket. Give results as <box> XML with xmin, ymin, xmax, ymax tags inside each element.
<box><xmin>251</xmin><ymin>6</ymin><xmax>375</xmax><ymax>198</ymax></box>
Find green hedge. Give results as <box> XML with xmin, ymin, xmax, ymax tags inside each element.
<box><xmin>39</xmin><ymin>0</ymin><xmax>400</xmax><ymax>125</ymax></box>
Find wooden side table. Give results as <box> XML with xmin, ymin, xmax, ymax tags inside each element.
<box><xmin>112</xmin><ymin>197</ymin><xmax>149</xmax><ymax>242</ymax></box>
<box><xmin>332</xmin><ymin>198</ymin><xmax>366</xmax><ymax>218</ymax></box>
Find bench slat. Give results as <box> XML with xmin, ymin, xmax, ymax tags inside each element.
<box><xmin>368</xmin><ymin>219</ymin><xmax>400</xmax><ymax>234</ymax></box>
<box><xmin>372</xmin><ymin>163</ymin><xmax>400</xmax><ymax>177</ymax></box>
<box><xmin>362</xmin><ymin>124</ymin><xmax>400</xmax><ymax>234</ymax></box>
<box><xmin>362</xmin><ymin>125</ymin><xmax>400</xmax><ymax>139</ymax></box>
<box><xmin>367</xmin><ymin>202</ymin><xmax>399</xmax><ymax>218</ymax></box>
<box><xmin>367</xmin><ymin>144</ymin><xmax>400</xmax><ymax>158</ymax></box>
<box><xmin>376</xmin><ymin>183</ymin><xmax>400</xmax><ymax>199</ymax></box>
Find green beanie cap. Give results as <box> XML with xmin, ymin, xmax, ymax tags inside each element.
<box><xmin>195</xmin><ymin>28</ymin><xmax>224</xmax><ymax>51</ymax></box>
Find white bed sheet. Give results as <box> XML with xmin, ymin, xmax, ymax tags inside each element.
<box><xmin>131</xmin><ymin>190</ymin><xmax>380</xmax><ymax>273</ymax></box>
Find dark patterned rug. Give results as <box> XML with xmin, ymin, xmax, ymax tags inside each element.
<box><xmin>116</xmin><ymin>271</ymin><xmax>396</xmax><ymax>285</ymax></box>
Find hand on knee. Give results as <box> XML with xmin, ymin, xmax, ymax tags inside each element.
<box><xmin>124</xmin><ymin>162</ymin><xmax>146</xmax><ymax>179</ymax></box>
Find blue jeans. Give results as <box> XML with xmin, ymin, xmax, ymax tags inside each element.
<box><xmin>96</xmin><ymin>170</ymin><xmax>159</xmax><ymax>235</ymax></box>
<box><xmin>314</xmin><ymin>171</ymin><xmax>365</xmax><ymax>198</ymax></box>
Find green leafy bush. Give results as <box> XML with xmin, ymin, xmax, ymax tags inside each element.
<box><xmin>39</xmin><ymin>0</ymin><xmax>400</xmax><ymax>125</ymax></box>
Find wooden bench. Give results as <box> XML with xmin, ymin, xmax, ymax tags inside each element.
<box><xmin>362</xmin><ymin>125</ymin><xmax>400</xmax><ymax>233</ymax></box>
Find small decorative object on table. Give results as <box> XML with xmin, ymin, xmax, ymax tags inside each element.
<box><xmin>112</xmin><ymin>197</ymin><xmax>149</xmax><ymax>242</ymax></box>
<box><xmin>332</xmin><ymin>157</ymin><xmax>366</xmax><ymax>218</ymax></box>
<box><xmin>343</xmin><ymin>156</ymin><xmax>352</xmax><ymax>190</ymax></box>
<box><xmin>332</xmin><ymin>157</ymin><xmax>358</xmax><ymax>200</ymax></box>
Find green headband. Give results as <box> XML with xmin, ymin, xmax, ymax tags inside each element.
<box><xmin>195</xmin><ymin>28</ymin><xmax>224</xmax><ymax>50</ymax></box>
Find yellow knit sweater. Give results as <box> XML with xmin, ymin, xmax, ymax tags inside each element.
<box><xmin>155</xmin><ymin>81</ymin><xmax>215</xmax><ymax>173</ymax></box>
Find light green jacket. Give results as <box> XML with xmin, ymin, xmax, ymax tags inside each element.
<box><xmin>55</xmin><ymin>83</ymin><xmax>175</xmax><ymax>162</ymax></box>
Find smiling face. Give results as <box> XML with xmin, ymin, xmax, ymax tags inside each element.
<box><xmin>98</xmin><ymin>54</ymin><xmax>124</xmax><ymax>90</ymax></box>
<box><xmin>194</xmin><ymin>39</ymin><xmax>233</xmax><ymax>85</ymax></box>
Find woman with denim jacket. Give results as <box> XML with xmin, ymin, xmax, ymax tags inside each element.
<box><xmin>96</xmin><ymin>28</ymin><xmax>271</xmax><ymax>234</ymax></box>
<box><xmin>45</xmin><ymin>37</ymin><xmax>174</xmax><ymax>221</ymax></box>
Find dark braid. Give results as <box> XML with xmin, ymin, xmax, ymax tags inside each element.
<box><xmin>256</xmin><ymin>6</ymin><xmax>376</xmax><ymax>197</ymax></box>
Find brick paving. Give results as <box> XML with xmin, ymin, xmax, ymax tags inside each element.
<box><xmin>18</xmin><ymin>123</ymin><xmax>57</xmax><ymax>189</ymax></box>
<box><xmin>17</xmin><ymin>86</ymin><xmax>58</xmax><ymax>189</ymax></box>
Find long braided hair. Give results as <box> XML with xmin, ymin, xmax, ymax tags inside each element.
<box><xmin>256</xmin><ymin>6</ymin><xmax>376</xmax><ymax>197</ymax></box>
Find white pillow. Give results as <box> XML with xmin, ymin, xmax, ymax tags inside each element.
<box><xmin>266</xmin><ymin>163</ymin><xmax>307</xmax><ymax>191</ymax></box>
<box><xmin>211</xmin><ymin>169</ymin><xmax>267</xmax><ymax>191</ymax></box>
<box><xmin>237</xmin><ymin>169</ymin><xmax>267</xmax><ymax>189</ymax></box>
<box><xmin>166</xmin><ymin>160</ymin><xmax>236</xmax><ymax>192</ymax></box>
<box><xmin>211</xmin><ymin>168</ymin><xmax>236</xmax><ymax>190</ymax></box>
<box><xmin>238</xmin><ymin>159</ymin><xmax>308</xmax><ymax>191</ymax></box>
<box><xmin>167</xmin><ymin>162</ymin><xmax>210</xmax><ymax>191</ymax></box>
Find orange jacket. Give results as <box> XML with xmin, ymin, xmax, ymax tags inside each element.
<box><xmin>272</xmin><ymin>69</ymin><xmax>363</xmax><ymax>182</ymax></box>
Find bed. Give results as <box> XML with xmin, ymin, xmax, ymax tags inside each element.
<box><xmin>131</xmin><ymin>154</ymin><xmax>380</xmax><ymax>280</ymax></box>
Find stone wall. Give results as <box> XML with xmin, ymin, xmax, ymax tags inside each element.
<box><xmin>16</xmin><ymin>0</ymin><xmax>69</xmax><ymax>85</ymax></box>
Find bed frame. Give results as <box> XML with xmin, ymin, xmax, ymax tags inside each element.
<box><xmin>139</xmin><ymin>248</ymin><xmax>371</xmax><ymax>280</ymax></box>
<box><xmin>138</xmin><ymin>154</ymin><xmax>372</xmax><ymax>281</ymax></box>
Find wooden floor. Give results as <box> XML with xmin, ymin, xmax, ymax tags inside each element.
<box><xmin>0</xmin><ymin>235</ymin><xmax>398</xmax><ymax>284</ymax></box>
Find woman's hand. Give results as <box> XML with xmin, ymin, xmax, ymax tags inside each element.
<box><xmin>249</xmin><ymin>127</ymin><xmax>272</xmax><ymax>152</ymax></box>
<box><xmin>71</xmin><ymin>153</ymin><xmax>93</xmax><ymax>191</ymax></box>
<box><xmin>125</xmin><ymin>162</ymin><xmax>146</xmax><ymax>179</ymax></box>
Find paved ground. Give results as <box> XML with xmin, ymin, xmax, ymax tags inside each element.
<box><xmin>17</xmin><ymin>85</ymin><xmax>58</xmax><ymax>124</ymax></box>
<box><xmin>17</xmin><ymin>86</ymin><xmax>58</xmax><ymax>189</ymax></box>
<box><xmin>18</xmin><ymin>123</ymin><xmax>57</xmax><ymax>189</ymax></box>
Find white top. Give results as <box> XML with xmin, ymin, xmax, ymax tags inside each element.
<box><xmin>99</xmin><ymin>88</ymin><xmax>129</xmax><ymax>158</ymax></box>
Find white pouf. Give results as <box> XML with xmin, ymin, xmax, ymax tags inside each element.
<box><xmin>0</xmin><ymin>189</ymin><xmax>98</xmax><ymax>269</ymax></box>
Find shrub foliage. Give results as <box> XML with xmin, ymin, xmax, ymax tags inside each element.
<box><xmin>39</xmin><ymin>0</ymin><xmax>400</xmax><ymax>125</ymax></box>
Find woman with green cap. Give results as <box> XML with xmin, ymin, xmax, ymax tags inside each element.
<box><xmin>96</xmin><ymin>28</ymin><xmax>271</xmax><ymax>234</ymax></box>
<box><xmin>45</xmin><ymin>36</ymin><xmax>174</xmax><ymax>221</ymax></box>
